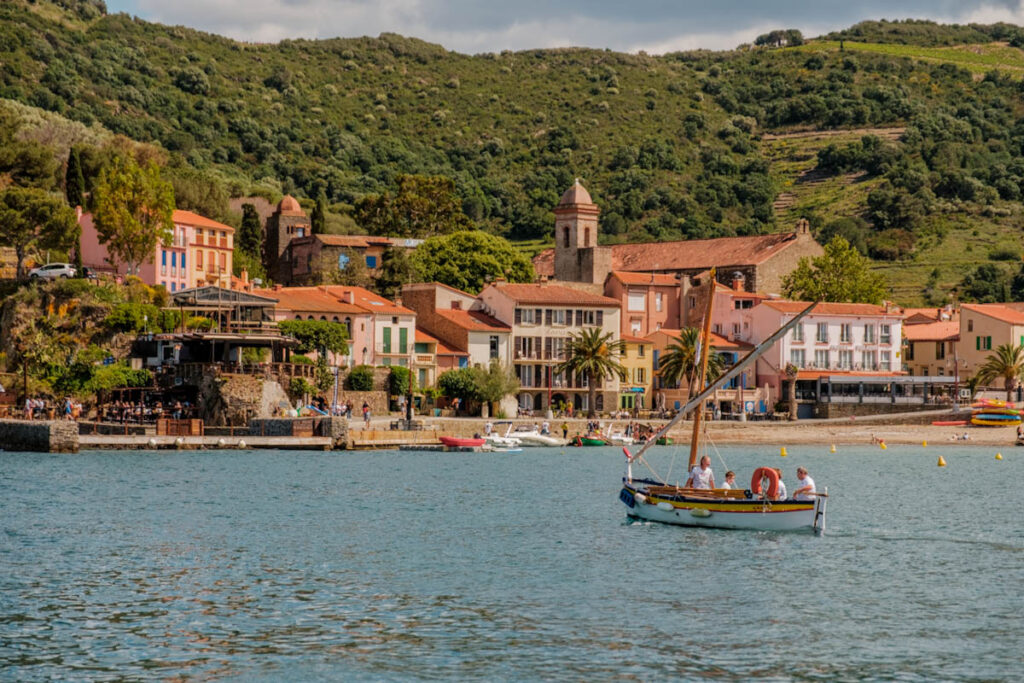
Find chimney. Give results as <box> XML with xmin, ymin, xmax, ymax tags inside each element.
<box><xmin>241</xmin><ymin>268</ymin><xmax>248</xmax><ymax>285</ymax></box>
<box><xmin>342</xmin><ymin>290</ymin><xmax>354</xmax><ymax>304</ymax></box>
<box><xmin>539</xmin><ymin>274</ymin><xmax>548</xmax><ymax>284</ymax></box>
<box><xmin>451</xmin><ymin>300</ymin><xmax>462</xmax><ymax>310</ymax></box>
<box><xmin>731</xmin><ymin>271</ymin><xmax>745</xmax><ymax>292</ymax></box>
<box><xmin>795</xmin><ymin>218</ymin><xmax>810</xmax><ymax>235</ymax></box>
<box><xmin>273</xmin><ymin>283</ymin><xmax>283</xmax><ymax>291</ymax></box>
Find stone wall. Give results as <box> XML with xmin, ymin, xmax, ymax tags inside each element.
<box><xmin>0</xmin><ymin>419</ymin><xmax>79</xmax><ymax>452</ymax></box>
<box><xmin>813</xmin><ymin>402</ymin><xmax>950</xmax><ymax>420</ymax></box>
<box><xmin>334</xmin><ymin>390</ymin><xmax>389</xmax><ymax>415</ymax></box>
<box><xmin>249</xmin><ymin>416</ymin><xmax>348</xmax><ymax>447</ymax></box>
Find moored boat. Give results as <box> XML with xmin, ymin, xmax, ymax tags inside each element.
<box><xmin>655</xmin><ymin>436</ymin><xmax>673</xmax><ymax>446</ymax></box>
<box><xmin>439</xmin><ymin>436</ymin><xmax>485</xmax><ymax>447</ymax></box>
<box><xmin>573</xmin><ymin>435</ymin><xmax>608</xmax><ymax>446</ymax></box>
<box><xmin>512</xmin><ymin>426</ymin><xmax>564</xmax><ymax>447</ymax></box>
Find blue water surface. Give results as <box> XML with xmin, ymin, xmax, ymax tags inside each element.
<box><xmin>1</xmin><ymin>444</ymin><xmax>1022</xmax><ymax>681</ymax></box>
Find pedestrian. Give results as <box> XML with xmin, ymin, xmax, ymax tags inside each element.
<box><xmin>561</xmin><ymin>422</ymin><xmax>569</xmax><ymax>439</ymax></box>
<box><xmin>363</xmin><ymin>402</ymin><xmax>371</xmax><ymax>428</ymax></box>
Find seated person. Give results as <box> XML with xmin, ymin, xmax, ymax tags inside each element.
<box><xmin>773</xmin><ymin>468</ymin><xmax>788</xmax><ymax>501</ymax></box>
<box><xmin>685</xmin><ymin>455</ymin><xmax>715</xmax><ymax>490</ymax></box>
<box><xmin>721</xmin><ymin>470</ymin><xmax>736</xmax><ymax>490</ymax></box>
<box><xmin>792</xmin><ymin>467</ymin><xmax>816</xmax><ymax>501</ymax></box>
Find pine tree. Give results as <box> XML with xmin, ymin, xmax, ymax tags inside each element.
<box><xmin>311</xmin><ymin>189</ymin><xmax>327</xmax><ymax>235</ymax></box>
<box><xmin>65</xmin><ymin>147</ymin><xmax>85</xmax><ymax>208</ymax></box>
<box><xmin>238</xmin><ymin>203</ymin><xmax>263</xmax><ymax>258</ymax></box>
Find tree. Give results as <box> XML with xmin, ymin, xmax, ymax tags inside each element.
<box><xmin>782</xmin><ymin>235</ymin><xmax>888</xmax><ymax>304</ymax></box>
<box><xmin>975</xmin><ymin>344</ymin><xmax>1024</xmax><ymax>402</ymax></box>
<box><xmin>91</xmin><ymin>156</ymin><xmax>174</xmax><ymax>274</ymax></box>
<box><xmin>470</xmin><ymin>360</ymin><xmax>520</xmax><ymax>417</ymax></box>
<box><xmin>277</xmin><ymin>320</ymin><xmax>349</xmax><ymax>356</ymax></box>
<box><xmin>785</xmin><ymin>363</ymin><xmax>799</xmax><ymax>421</ymax></box>
<box><xmin>411</xmin><ymin>230</ymin><xmax>534</xmax><ymax>294</ymax></box>
<box><xmin>65</xmin><ymin>147</ymin><xmax>85</xmax><ymax>208</ymax></box>
<box><xmin>960</xmin><ymin>264</ymin><xmax>1011</xmax><ymax>303</ymax></box>
<box><xmin>656</xmin><ymin>327</ymin><xmax>727</xmax><ymax>399</ymax></box>
<box><xmin>311</xmin><ymin>189</ymin><xmax>326</xmax><ymax>235</ymax></box>
<box><xmin>438</xmin><ymin>368</ymin><xmax>479</xmax><ymax>403</ymax></box>
<box><xmin>238</xmin><ymin>203</ymin><xmax>263</xmax><ymax>259</ymax></box>
<box><xmin>555</xmin><ymin>328</ymin><xmax>627</xmax><ymax>418</ymax></box>
<box><xmin>347</xmin><ymin>364</ymin><xmax>375</xmax><ymax>391</ymax></box>
<box><xmin>353</xmin><ymin>174</ymin><xmax>473</xmax><ymax>238</ymax></box>
<box><xmin>388</xmin><ymin>366</ymin><xmax>415</xmax><ymax>395</ymax></box>
<box><xmin>0</xmin><ymin>187</ymin><xmax>79</xmax><ymax>280</ymax></box>
<box><xmin>374</xmin><ymin>246</ymin><xmax>416</xmax><ymax>300</ymax></box>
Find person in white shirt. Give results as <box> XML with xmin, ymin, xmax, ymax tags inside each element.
<box><xmin>685</xmin><ymin>455</ymin><xmax>715</xmax><ymax>490</ymax></box>
<box><xmin>721</xmin><ymin>470</ymin><xmax>736</xmax><ymax>490</ymax></box>
<box><xmin>484</xmin><ymin>421</ymin><xmax>493</xmax><ymax>436</ymax></box>
<box><xmin>792</xmin><ymin>467</ymin><xmax>816</xmax><ymax>501</ymax></box>
<box><xmin>773</xmin><ymin>468</ymin><xmax>788</xmax><ymax>500</ymax></box>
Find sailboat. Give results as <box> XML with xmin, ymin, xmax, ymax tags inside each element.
<box><xmin>619</xmin><ymin>275</ymin><xmax>828</xmax><ymax>533</ymax></box>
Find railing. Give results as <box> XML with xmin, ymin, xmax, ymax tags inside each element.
<box><xmin>172</xmin><ymin>361</ymin><xmax>316</xmax><ymax>382</ymax></box>
<box><xmin>414</xmin><ymin>354</ymin><xmax>434</xmax><ymax>364</ymax></box>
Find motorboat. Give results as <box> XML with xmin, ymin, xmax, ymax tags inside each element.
<box><xmin>484</xmin><ymin>421</ymin><xmax>523</xmax><ymax>448</ymax></box>
<box><xmin>439</xmin><ymin>436</ymin><xmax>485</xmax><ymax>448</ymax></box>
<box><xmin>512</xmin><ymin>425</ymin><xmax>564</xmax><ymax>447</ymax></box>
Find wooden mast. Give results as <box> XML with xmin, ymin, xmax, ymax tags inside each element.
<box><xmin>688</xmin><ymin>269</ymin><xmax>717</xmax><ymax>471</ymax></box>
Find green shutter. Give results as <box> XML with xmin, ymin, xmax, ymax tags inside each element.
<box><xmin>988</xmin><ymin>336</ymin><xmax>992</xmax><ymax>350</ymax></box>
<box><xmin>976</xmin><ymin>336</ymin><xmax>980</xmax><ymax>350</ymax></box>
<box><xmin>399</xmin><ymin>327</ymin><xmax>408</xmax><ymax>354</ymax></box>
<box><xmin>383</xmin><ymin>327</ymin><xmax>391</xmax><ymax>353</ymax></box>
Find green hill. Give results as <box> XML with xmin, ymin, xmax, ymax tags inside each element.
<box><xmin>6</xmin><ymin>2</ymin><xmax>1024</xmax><ymax>304</ymax></box>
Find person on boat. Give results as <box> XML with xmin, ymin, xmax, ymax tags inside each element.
<box><xmin>541</xmin><ymin>420</ymin><xmax>550</xmax><ymax>435</ymax></box>
<box><xmin>685</xmin><ymin>455</ymin><xmax>715</xmax><ymax>490</ymax></box>
<box><xmin>721</xmin><ymin>470</ymin><xmax>736</xmax><ymax>490</ymax></box>
<box><xmin>484</xmin><ymin>421</ymin><xmax>493</xmax><ymax>436</ymax></box>
<box><xmin>792</xmin><ymin>467</ymin><xmax>816</xmax><ymax>501</ymax></box>
<box><xmin>773</xmin><ymin>468</ymin><xmax>788</xmax><ymax>500</ymax></box>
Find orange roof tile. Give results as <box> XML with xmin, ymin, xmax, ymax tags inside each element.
<box><xmin>435</xmin><ymin>308</ymin><xmax>510</xmax><ymax>331</ymax></box>
<box><xmin>760</xmin><ymin>300</ymin><xmax>895</xmax><ymax>316</ymax></box>
<box><xmin>708</xmin><ymin>332</ymin><xmax>754</xmax><ymax>351</ymax></box>
<box><xmin>609</xmin><ymin>271</ymin><xmax>679</xmax><ymax>286</ymax></box>
<box><xmin>486</xmin><ymin>282</ymin><xmax>620</xmax><ymax>307</ymax></box>
<box><xmin>172</xmin><ymin>209</ymin><xmax>234</xmax><ymax>232</ymax></box>
<box><xmin>622</xmin><ymin>334</ymin><xmax>653</xmax><ymax>344</ymax></box>
<box><xmin>961</xmin><ymin>303</ymin><xmax>1024</xmax><ymax>326</ymax></box>
<box><xmin>796</xmin><ymin>370</ymin><xmax>907</xmax><ymax>380</ymax></box>
<box><xmin>415</xmin><ymin>328</ymin><xmax>438</xmax><ymax>344</ymax></box>
<box><xmin>313</xmin><ymin>234</ymin><xmax>395</xmax><ymax>248</ymax></box>
<box><xmin>435</xmin><ymin>340</ymin><xmax>468</xmax><ymax>355</ymax></box>
<box><xmin>253</xmin><ymin>285</ymin><xmax>413</xmax><ymax>316</ymax></box>
<box><xmin>903</xmin><ymin>321</ymin><xmax>959</xmax><ymax>342</ymax></box>
<box><xmin>533</xmin><ymin>231</ymin><xmax>807</xmax><ymax>277</ymax></box>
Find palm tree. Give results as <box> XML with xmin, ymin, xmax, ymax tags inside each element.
<box><xmin>657</xmin><ymin>327</ymin><xmax>727</xmax><ymax>399</ymax></box>
<box><xmin>785</xmin><ymin>363</ymin><xmax>799</xmax><ymax>421</ymax></box>
<box><xmin>556</xmin><ymin>328</ymin><xmax>627</xmax><ymax>418</ymax></box>
<box><xmin>975</xmin><ymin>343</ymin><xmax>1024</xmax><ymax>402</ymax></box>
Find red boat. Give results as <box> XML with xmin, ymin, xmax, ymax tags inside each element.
<box><xmin>439</xmin><ymin>436</ymin><xmax>485</xmax><ymax>447</ymax></box>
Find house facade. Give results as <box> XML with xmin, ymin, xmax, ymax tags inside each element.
<box><xmin>283</xmin><ymin>234</ymin><xmax>423</xmax><ymax>285</ymax></box>
<box><xmin>958</xmin><ymin>303</ymin><xmax>1024</xmax><ymax>379</ymax></box>
<box><xmin>619</xmin><ymin>336</ymin><xmax>653</xmax><ymax>413</ymax></box>
<box><xmin>401</xmin><ymin>282</ymin><xmax>512</xmax><ymax>368</ymax></box>
<box><xmin>604</xmin><ymin>271</ymin><xmax>680</xmax><ymax>338</ymax></box>
<box><xmin>903</xmin><ymin>321</ymin><xmax>960</xmax><ymax>377</ymax></box>
<box><xmin>477</xmin><ymin>282</ymin><xmax>622</xmax><ymax>413</ymax></box>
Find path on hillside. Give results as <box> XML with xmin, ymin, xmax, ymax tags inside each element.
<box><xmin>762</xmin><ymin>126</ymin><xmax>905</xmax><ymax>142</ymax></box>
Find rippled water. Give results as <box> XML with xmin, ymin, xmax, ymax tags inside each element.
<box><xmin>2</xmin><ymin>444</ymin><xmax>1022</xmax><ymax>681</ymax></box>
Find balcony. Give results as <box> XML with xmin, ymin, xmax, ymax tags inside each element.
<box><xmin>414</xmin><ymin>353</ymin><xmax>435</xmax><ymax>364</ymax></box>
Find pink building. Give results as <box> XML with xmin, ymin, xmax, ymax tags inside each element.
<box><xmin>78</xmin><ymin>209</ymin><xmax>234</xmax><ymax>291</ymax></box>
<box><xmin>603</xmin><ymin>270</ymin><xmax>680</xmax><ymax>338</ymax></box>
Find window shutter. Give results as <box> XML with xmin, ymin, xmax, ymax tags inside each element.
<box><xmin>535</xmin><ymin>308</ymin><xmax>542</xmax><ymax>323</ymax></box>
<box><xmin>545</xmin><ymin>337</ymin><xmax>552</xmax><ymax>359</ymax></box>
<box><xmin>976</xmin><ymin>336</ymin><xmax>980</xmax><ymax>350</ymax></box>
<box><xmin>515</xmin><ymin>308</ymin><xmax>522</xmax><ymax>324</ymax></box>
<box><xmin>596</xmin><ymin>310</ymin><xmax>604</xmax><ymax>326</ymax></box>
<box><xmin>576</xmin><ymin>309</ymin><xmax>583</xmax><ymax>326</ymax></box>
<box><xmin>546</xmin><ymin>309</ymin><xmax>552</xmax><ymax>325</ymax></box>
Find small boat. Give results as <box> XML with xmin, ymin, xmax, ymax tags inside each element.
<box><xmin>620</xmin><ymin>276</ymin><xmax>826</xmax><ymax>533</ymax></box>
<box><xmin>484</xmin><ymin>421</ymin><xmax>523</xmax><ymax>448</ymax></box>
<box><xmin>573</xmin><ymin>435</ymin><xmax>608</xmax><ymax>446</ymax></box>
<box><xmin>512</xmin><ymin>426</ymin><xmax>564</xmax><ymax>447</ymax></box>
<box><xmin>439</xmin><ymin>436</ymin><xmax>485</xmax><ymax>447</ymax></box>
<box><xmin>485</xmin><ymin>446</ymin><xmax>523</xmax><ymax>453</ymax></box>
<box><xmin>606</xmin><ymin>423</ymin><xmax>636</xmax><ymax>446</ymax></box>
<box><xmin>970</xmin><ymin>408</ymin><xmax>1022</xmax><ymax>427</ymax></box>
<box><xmin>932</xmin><ymin>420</ymin><xmax>968</xmax><ymax>426</ymax></box>
<box><xmin>655</xmin><ymin>436</ymin><xmax>673</xmax><ymax>446</ymax></box>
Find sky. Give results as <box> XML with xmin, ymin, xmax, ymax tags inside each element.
<box><xmin>104</xmin><ymin>0</ymin><xmax>1024</xmax><ymax>54</ymax></box>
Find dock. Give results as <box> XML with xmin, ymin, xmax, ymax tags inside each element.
<box><xmin>79</xmin><ymin>434</ymin><xmax>334</xmax><ymax>451</ymax></box>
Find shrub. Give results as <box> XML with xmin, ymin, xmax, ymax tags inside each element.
<box><xmin>103</xmin><ymin>302</ymin><xmax>160</xmax><ymax>332</ymax></box>
<box><xmin>388</xmin><ymin>365</ymin><xmax>414</xmax><ymax>395</ymax></box>
<box><xmin>290</xmin><ymin>355</ymin><xmax>313</xmax><ymax>364</ymax></box>
<box><xmin>347</xmin><ymin>364</ymin><xmax>374</xmax><ymax>391</ymax></box>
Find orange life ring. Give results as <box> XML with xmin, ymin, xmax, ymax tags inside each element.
<box><xmin>750</xmin><ymin>467</ymin><xmax>779</xmax><ymax>499</ymax></box>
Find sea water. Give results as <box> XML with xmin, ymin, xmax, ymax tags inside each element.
<box><xmin>1</xmin><ymin>445</ymin><xmax>1021</xmax><ymax>681</ymax></box>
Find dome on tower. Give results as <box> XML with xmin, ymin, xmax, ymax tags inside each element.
<box><xmin>558</xmin><ymin>179</ymin><xmax>593</xmax><ymax>206</ymax></box>
<box><xmin>277</xmin><ymin>195</ymin><xmax>306</xmax><ymax>216</ymax></box>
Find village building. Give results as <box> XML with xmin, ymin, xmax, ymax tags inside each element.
<box><xmin>903</xmin><ymin>321</ymin><xmax>960</xmax><ymax>378</ymax></box>
<box><xmin>283</xmin><ymin>234</ymin><xmax>423</xmax><ymax>286</ymax></box>
<box><xmin>619</xmin><ymin>336</ymin><xmax>654</xmax><ymax>413</ymax></box>
<box><xmin>534</xmin><ymin>181</ymin><xmax>823</xmax><ymax>294</ymax></box>
<box><xmin>264</xmin><ymin>195</ymin><xmax>310</xmax><ymax>283</ymax></box>
<box><xmin>78</xmin><ymin>209</ymin><xmax>234</xmax><ymax>290</ymax></box>
<box><xmin>604</xmin><ymin>271</ymin><xmax>681</xmax><ymax>338</ymax></box>
<box><xmin>957</xmin><ymin>303</ymin><xmax>1024</xmax><ymax>379</ymax></box>
<box><xmin>401</xmin><ymin>282</ymin><xmax>513</xmax><ymax>370</ymax></box>
<box><xmin>476</xmin><ymin>281</ymin><xmax>621</xmax><ymax>414</ymax></box>
<box><xmin>254</xmin><ymin>285</ymin><xmax>416</xmax><ymax>368</ymax></box>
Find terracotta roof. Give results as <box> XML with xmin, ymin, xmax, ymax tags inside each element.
<box><xmin>961</xmin><ymin>303</ymin><xmax>1024</xmax><ymax>326</ymax></box>
<box><xmin>435</xmin><ymin>340</ymin><xmax>468</xmax><ymax>356</ymax></box>
<box><xmin>532</xmin><ymin>231</ymin><xmax>808</xmax><ymax>277</ymax></box>
<box><xmin>708</xmin><ymin>332</ymin><xmax>754</xmax><ymax>351</ymax></box>
<box><xmin>172</xmin><ymin>210</ymin><xmax>234</xmax><ymax>232</ymax></box>
<box><xmin>622</xmin><ymin>334</ymin><xmax>653</xmax><ymax>344</ymax></box>
<box><xmin>558</xmin><ymin>180</ymin><xmax>594</xmax><ymax>206</ymax></box>
<box><xmin>415</xmin><ymin>328</ymin><xmax>438</xmax><ymax>344</ymax></box>
<box><xmin>903</xmin><ymin>321</ymin><xmax>959</xmax><ymax>342</ymax></box>
<box><xmin>253</xmin><ymin>285</ymin><xmax>413</xmax><ymax>316</ymax></box>
<box><xmin>277</xmin><ymin>195</ymin><xmax>307</xmax><ymax>217</ymax></box>
<box><xmin>759</xmin><ymin>300</ymin><xmax>895</xmax><ymax>317</ymax></box>
<box><xmin>435</xmin><ymin>308</ymin><xmax>510</xmax><ymax>331</ymax></box>
<box><xmin>796</xmin><ymin>370</ymin><xmax>907</xmax><ymax>380</ymax></box>
<box><xmin>485</xmin><ymin>282</ymin><xmax>620</xmax><ymax>307</ymax></box>
<box><xmin>313</xmin><ymin>234</ymin><xmax>395</xmax><ymax>248</ymax></box>
<box><xmin>609</xmin><ymin>271</ymin><xmax>679</xmax><ymax>286</ymax></box>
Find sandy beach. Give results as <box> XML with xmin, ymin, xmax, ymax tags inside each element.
<box><xmin>700</xmin><ymin>421</ymin><xmax>1019</xmax><ymax>447</ymax></box>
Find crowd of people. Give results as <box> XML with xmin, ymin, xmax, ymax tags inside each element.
<box><xmin>684</xmin><ymin>455</ymin><xmax>817</xmax><ymax>502</ymax></box>
<box><xmin>98</xmin><ymin>400</ymin><xmax>194</xmax><ymax>423</ymax></box>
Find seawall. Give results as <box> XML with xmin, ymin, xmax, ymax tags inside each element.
<box><xmin>0</xmin><ymin>419</ymin><xmax>79</xmax><ymax>453</ymax></box>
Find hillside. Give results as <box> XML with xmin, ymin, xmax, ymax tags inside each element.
<box><xmin>5</xmin><ymin>4</ymin><xmax>1024</xmax><ymax>303</ymax></box>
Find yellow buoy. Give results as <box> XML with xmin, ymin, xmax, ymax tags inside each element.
<box><xmin>996</xmin><ymin>453</ymin><xmax>1003</xmax><ymax>460</ymax></box>
<box><xmin>830</xmin><ymin>444</ymin><xmax>836</xmax><ymax>453</ymax></box>
<box><xmin>937</xmin><ymin>455</ymin><xmax>947</xmax><ymax>467</ymax></box>
<box><xmin>880</xmin><ymin>442</ymin><xmax>887</xmax><ymax>450</ymax></box>
<box><xmin>780</xmin><ymin>447</ymin><xmax>787</xmax><ymax>457</ymax></box>
<box><xmin>922</xmin><ymin>440</ymin><xmax>927</xmax><ymax>447</ymax></box>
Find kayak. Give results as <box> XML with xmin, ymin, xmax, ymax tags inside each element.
<box><xmin>931</xmin><ymin>420</ymin><xmax>967</xmax><ymax>426</ymax></box>
<box><xmin>439</xmin><ymin>436</ymin><xmax>485</xmax><ymax>447</ymax></box>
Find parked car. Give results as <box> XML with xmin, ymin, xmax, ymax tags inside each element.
<box><xmin>79</xmin><ymin>266</ymin><xmax>99</xmax><ymax>280</ymax></box>
<box><xmin>28</xmin><ymin>263</ymin><xmax>76</xmax><ymax>280</ymax></box>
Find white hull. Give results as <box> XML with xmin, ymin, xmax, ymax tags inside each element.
<box><xmin>485</xmin><ymin>435</ymin><xmax>522</xmax><ymax>448</ymax></box>
<box><xmin>515</xmin><ymin>433</ymin><xmax>565</xmax><ymax>447</ymax></box>
<box><xmin>621</xmin><ymin>486</ymin><xmax>825</xmax><ymax>532</ymax></box>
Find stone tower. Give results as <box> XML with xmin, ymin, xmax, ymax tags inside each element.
<box><xmin>264</xmin><ymin>195</ymin><xmax>310</xmax><ymax>282</ymax></box>
<box><xmin>553</xmin><ymin>180</ymin><xmax>611</xmax><ymax>284</ymax></box>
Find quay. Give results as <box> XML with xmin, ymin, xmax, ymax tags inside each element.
<box><xmin>79</xmin><ymin>434</ymin><xmax>334</xmax><ymax>451</ymax></box>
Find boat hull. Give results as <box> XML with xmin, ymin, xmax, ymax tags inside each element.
<box><xmin>620</xmin><ymin>485</ymin><xmax>823</xmax><ymax>532</ymax></box>
<box><xmin>439</xmin><ymin>436</ymin><xmax>485</xmax><ymax>447</ymax></box>
<box><xmin>516</xmin><ymin>434</ymin><xmax>564</xmax><ymax>447</ymax></box>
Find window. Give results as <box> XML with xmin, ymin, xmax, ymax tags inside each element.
<box><xmin>392</xmin><ymin>316</ymin><xmax>399</xmax><ymax>324</ymax></box>
<box><xmin>880</xmin><ymin>351</ymin><xmax>891</xmax><ymax>371</ymax></box>
<box><xmin>161</xmin><ymin>250</ymin><xmax>167</xmax><ymax>275</ymax></box>
<box><xmin>906</xmin><ymin>343</ymin><xmax>915</xmax><ymax>361</ymax></box>
<box><xmin>550</xmin><ymin>337</ymin><xmax>566</xmax><ymax>360</ymax></box>
<box><xmin>976</xmin><ymin>336</ymin><xmax>992</xmax><ymax>351</ymax></box>
<box><xmin>552</xmin><ymin>309</ymin><xmax>566</xmax><ymax>325</ymax></box>
<box><xmin>862</xmin><ymin>350</ymin><xmax>877</xmax><ymax>370</ymax></box>
<box><xmin>563</xmin><ymin>226</ymin><xmax>570</xmax><ymax>248</ymax></box>
<box><xmin>967</xmin><ymin>319</ymin><xmax>974</xmax><ymax>332</ymax></box>
<box><xmin>580</xmin><ymin>310</ymin><xmax>596</xmax><ymax>326</ymax></box>
<box><xmin>382</xmin><ymin>327</ymin><xmax>391</xmax><ymax>354</ymax></box>
<box><xmin>814</xmin><ymin>349</ymin><xmax>830</xmax><ymax>368</ymax></box>
<box><xmin>732</xmin><ymin>323</ymin><xmax>741</xmax><ymax>336</ymax></box>
<box><xmin>584</xmin><ymin>227</ymin><xmax>590</xmax><ymax>246</ymax></box>
<box><xmin>880</xmin><ymin>324</ymin><xmax>892</xmax><ymax>344</ymax></box>
<box><xmin>520</xmin><ymin>308</ymin><xmax>536</xmax><ymax>324</ymax></box>
<box><xmin>840</xmin><ymin>324</ymin><xmax>852</xmax><ymax>343</ymax></box>
<box><xmin>519</xmin><ymin>365</ymin><xmax>535</xmax><ymax>387</ymax></box>
<box><xmin>790</xmin><ymin>349</ymin><xmax>805</xmax><ymax>368</ymax></box>
<box><xmin>338</xmin><ymin>253</ymin><xmax>350</xmax><ymax>270</ymax></box>
<box><xmin>689</xmin><ymin>296</ymin><xmax>696</xmax><ymax>309</ymax></box>
<box><xmin>792</xmin><ymin>324</ymin><xmax>804</xmax><ymax>342</ymax></box>
<box><xmin>196</xmin><ymin>250</ymin><xmax>203</xmax><ymax>269</ymax></box>
<box><xmin>399</xmin><ymin>327</ymin><xmax>408</xmax><ymax>354</ymax></box>
<box><xmin>637</xmin><ymin>344</ymin><xmax>645</xmax><ymax>358</ymax></box>
<box><xmin>816</xmin><ymin>323</ymin><xmax>828</xmax><ymax>343</ymax></box>
<box><xmin>195</xmin><ymin>228</ymin><xmax>202</xmax><ymax>243</ymax></box>
<box><xmin>936</xmin><ymin>342</ymin><xmax>946</xmax><ymax>360</ymax></box>
<box><xmin>489</xmin><ymin>336</ymin><xmax>499</xmax><ymax>359</ymax></box>
<box><xmin>655</xmin><ymin>292</ymin><xmax>663</xmax><ymax>312</ymax></box>
<box><xmin>635</xmin><ymin>368</ymin><xmax>647</xmax><ymax>384</ymax></box>
<box><xmin>864</xmin><ymin>325</ymin><xmax>875</xmax><ymax>343</ymax></box>
<box><xmin>630</xmin><ymin>319</ymin><xmax>641</xmax><ymax>335</ymax></box>
<box><xmin>170</xmin><ymin>282</ymin><xmax>176</xmax><ymax>292</ymax></box>
<box><xmin>838</xmin><ymin>349</ymin><xmax>853</xmax><ymax>369</ymax></box>
<box><xmin>181</xmin><ymin>252</ymin><xmax>185</xmax><ymax>271</ymax></box>
<box><xmin>627</xmin><ymin>291</ymin><xmax>645</xmax><ymax>312</ymax></box>
<box><xmin>366</xmin><ymin>255</ymin><xmax>377</xmax><ymax>268</ymax></box>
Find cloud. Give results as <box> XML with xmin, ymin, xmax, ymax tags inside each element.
<box><xmin>116</xmin><ymin>0</ymin><xmax>1024</xmax><ymax>53</ymax></box>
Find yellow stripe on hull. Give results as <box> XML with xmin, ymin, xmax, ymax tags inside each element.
<box><xmin>647</xmin><ymin>495</ymin><xmax>814</xmax><ymax>513</ymax></box>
